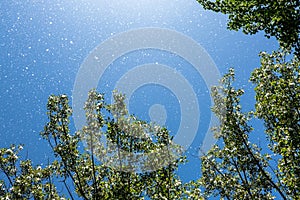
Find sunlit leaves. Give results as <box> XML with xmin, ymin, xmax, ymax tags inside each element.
<box><xmin>251</xmin><ymin>51</ymin><xmax>300</xmax><ymax>198</ymax></box>
<box><xmin>0</xmin><ymin>145</ymin><xmax>63</xmax><ymax>199</ymax></box>
<box><xmin>196</xmin><ymin>1</ymin><xmax>300</xmax><ymax>198</ymax></box>
<box><xmin>200</xmin><ymin>51</ymin><xmax>299</xmax><ymax>199</ymax></box>
<box><xmin>1</xmin><ymin>89</ymin><xmax>194</xmax><ymax>199</ymax></box>
<box><xmin>200</xmin><ymin>70</ymin><xmax>277</xmax><ymax>199</ymax></box>
<box><xmin>197</xmin><ymin>0</ymin><xmax>300</xmax><ymax>56</ymax></box>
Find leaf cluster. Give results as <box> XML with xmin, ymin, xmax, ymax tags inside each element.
<box><xmin>197</xmin><ymin>0</ymin><xmax>300</xmax><ymax>56</ymax></box>
<box><xmin>0</xmin><ymin>90</ymin><xmax>202</xmax><ymax>200</ymax></box>
<box><xmin>200</xmin><ymin>52</ymin><xmax>300</xmax><ymax>199</ymax></box>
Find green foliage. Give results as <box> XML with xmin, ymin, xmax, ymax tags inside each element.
<box><xmin>251</xmin><ymin>51</ymin><xmax>300</xmax><ymax>198</ymax></box>
<box><xmin>200</xmin><ymin>52</ymin><xmax>300</xmax><ymax>199</ymax></box>
<box><xmin>0</xmin><ymin>145</ymin><xmax>63</xmax><ymax>199</ymax></box>
<box><xmin>0</xmin><ymin>90</ymin><xmax>202</xmax><ymax>199</ymax></box>
<box><xmin>196</xmin><ymin>1</ymin><xmax>300</xmax><ymax>199</ymax></box>
<box><xmin>197</xmin><ymin>0</ymin><xmax>300</xmax><ymax>56</ymax></box>
<box><xmin>1</xmin><ymin>2</ymin><xmax>299</xmax><ymax>199</ymax></box>
<box><xmin>41</xmin><ymin>89</ymin><xmax>189</xmax><ymax>199</ymax></box>
<box><xmin>200</xmin><ymin>69</ymin><xmax>280</xmax><ymax>199</ymax></box>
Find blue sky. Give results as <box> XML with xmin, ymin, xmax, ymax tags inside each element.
<box><xmin>1</xmin><ymin>0</ymin><xmax>279</xmax><ymax>198</ymax></box>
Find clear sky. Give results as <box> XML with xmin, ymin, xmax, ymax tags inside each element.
<box><xmin>0</xmin><ymin>0</ymin><xmax>279</xmax><ymax>198</ymax></box>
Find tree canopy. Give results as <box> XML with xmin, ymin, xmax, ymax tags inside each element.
<box><xmin>1</xmin><ymin>1</ymin><xmax>300</xmax><ymax>199</ymax></box>
<box><xmin>197</xmin><ymin>0</ymin><xmax>300</xmax><ymax>199</ymax></box>
<box><xmin>197</xmin><ymin>0</ymin><xmax>300</xmax><ymax>56</ymax></box>
<box><xmin>201</xmin><ymin>53</ymin><xmax>300</xmax><ymax>199</ymax></box>
<box><xmin>0</xmin><ymin>90</ymin><xmax>201</xmax><ymax>199</ymax></box>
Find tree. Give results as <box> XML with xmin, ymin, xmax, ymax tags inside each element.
<box><xmin>0</xmin><ymin>145</ymin><xmax>63</xmax><ymax>199</ymax></box>
<box><xmin>0</xmin><ymin>90</ymin><xmax>202</xmax><ymax>199</ymax></box>
<box><xmin>196</xmin><ymin>1</ymin><xmax>300</xmax><ymax>199</ymax></box>
<box><xmin>200</xmin><ymin>69</ymin><xmax>276</xmax><ymax>199</ymax></box>
<box><xmin>200</xmin><ymin>62</ymin><xmax>299</xmax><ymax>199</ymax></box>
<box><xmin>197</xmin><ymin>0</ymin><xmax>300</xmax><ymax>56</ymax></box>
<box><xmin>251</xmin><ymin>51</ymin><xmax>300</xmax><ymax>198</ymax></box>
<box><xmin>1</xmin><ymin>2</ymin><xmax>299</xmax><ymax>199</ymax></box>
